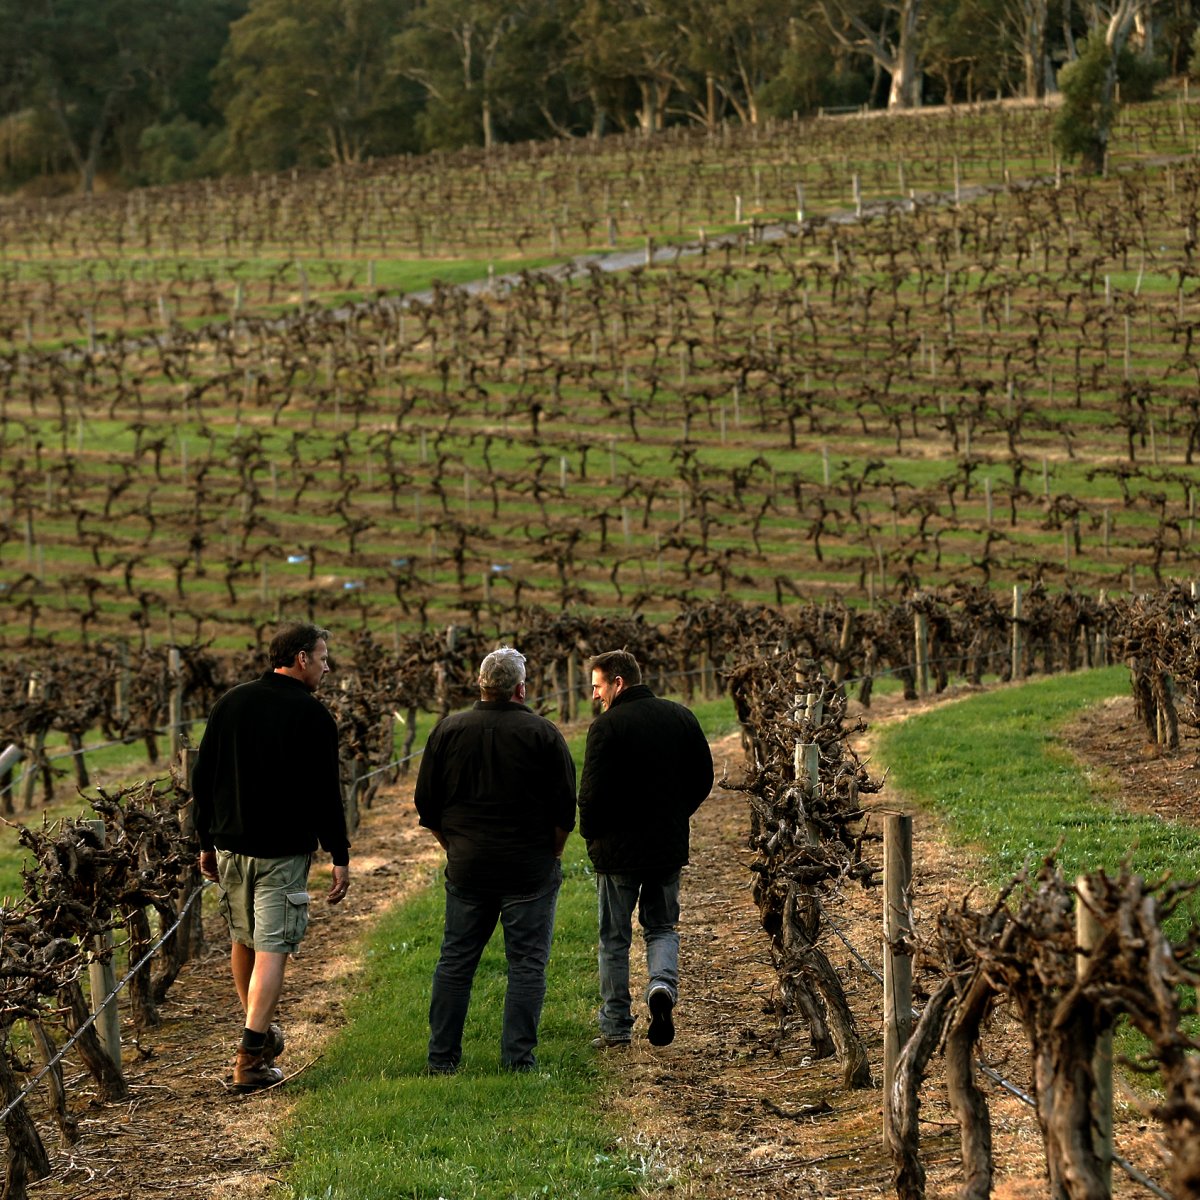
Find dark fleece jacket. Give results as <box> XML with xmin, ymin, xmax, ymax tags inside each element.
<box><xmin>578</xmin><ymin>684</ymin><xmax>713</xmax><ymax>875</ymax></box>
<box><xmin>193</xmin><ymin>671</ymin><xmax>350</xmax><ymax>865</ymax></box>
<box><xmin>414</xmin><ymin>699</ymin><xmax>577</xmax><ymax>894</ymax></box>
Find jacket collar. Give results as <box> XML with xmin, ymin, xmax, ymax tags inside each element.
<box><xmin>610</xmin><ymin>683</ymin><xmax>655</xmax><ymax>708</ymax></box>
<box><xmin>473</xmin><ymin>699</ymin><xmax>531</xmax><ymax>712</ymax></box>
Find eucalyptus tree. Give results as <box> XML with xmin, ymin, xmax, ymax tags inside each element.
<box><xmin>815</xmin><ymin>0</ymin><xmax>926</xmax><ymax>108</ymax></box>
<box><xmin>1054</xmin><ymin>0</ymin><xmax>1145</xmax><ymax>173</ymax></box>
<box><xmin>568</xmin><ymin>0</ymin><xmax>683</xmax><ymax>134</ymax></box>
<box><xmin>670</xmin><ymin>0</ymin><xmax>794</xmax><ymax>127</ymax></box>
<box><xmin>922</xmin><ymin>0</ymin><xmax>1019</xmax><ymax>100</ymax></box>
<box><xmin>216</xmin><ymin>0</ymin><xmax>417</xmax><ymax>170</ymax></box>
<box><xmin>391</xmin><ymin>0</ymin><xmax>563</xmax><ymax>150</ymax></box>
<box><xmin>0</xmin><ymin>0</ymin><xmax>240</xmax><ymax>192</ymax></box>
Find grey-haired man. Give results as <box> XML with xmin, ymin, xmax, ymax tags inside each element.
<box><xmin>415</xmin><ymin>646</ymin><xmax>576</xmax><ymax>1073</ymax></box>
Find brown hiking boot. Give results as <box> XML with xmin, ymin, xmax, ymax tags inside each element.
<box><xmin>233</xmin><ymin>1048</ymin><xmax>284</xmax><ymax>1093</ymax></box>
<box><xmin>264</xmin><ymin>1023</ymin><xmax>285</xmax><ymax>1065</ymax></box>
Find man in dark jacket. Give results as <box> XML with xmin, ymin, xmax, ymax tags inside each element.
<box><xmin>193</xmin><ymin>622</ymin><xmax>350</xmax><ymax>1092</ymax></box>
<box><xmin>415</xmin><ymin>645</ymin><xmax>576</xmax><ymax>1073</ymax></box>
<box><xmin>579</xmin><ymin>650</ymin><xmax>713</xmax><ymax>1048</ymax></box>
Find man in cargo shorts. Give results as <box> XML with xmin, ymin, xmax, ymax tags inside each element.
<box><xmin>194</xmin><ymin>622</ymin><xmax>351</xmax><ymax>1092</ymax></box>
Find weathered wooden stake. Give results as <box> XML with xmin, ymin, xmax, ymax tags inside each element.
<box><xmin>883</xmin><ymin>813</ymin><xmax>913</xmax><ymax>1147</ymax></box>
<box><xmin>913</xmin><ymin>611</ymin><xmax>930</xmax><ymax>696</ymax></box>
<box><xmin>87</xmin><ymin>819</ymin><xmax>123</xmax><ymax>1069</ymax></box>
<box><xmin>1012</xmin><ymin>585</ymin><xmax>1024</xmax><ymax>680</ymax></box>
<box><xmin>168</xmin><ymin>648</ymin><xmax>183</xmax><ymax>763</ymax></box>
<box><xmin>1076</xmin><ymin>877</ymin><xmax>1113</xmax><ymax>1196</ymax></box>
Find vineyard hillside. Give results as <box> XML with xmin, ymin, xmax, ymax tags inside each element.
<box><xmin>4</xmin><ymin>96</ymin><xmax>1200</xmax><ymax>649</ymax></box>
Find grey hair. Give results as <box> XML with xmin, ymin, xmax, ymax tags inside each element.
<box><xmin>479</xmin><ymin>645</ymin><xmax>526</xmax><ymax>696</ymax></box>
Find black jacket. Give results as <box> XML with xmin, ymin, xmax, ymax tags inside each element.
<box><xmin>414</xmin><ymin>699</ymin><xmax>577</xmax><ymax>894</ymax></box>
<box><xmin>193</xmin><ymin>671</ymin><xmax>350</xmax><ymax>866</ymax></box>
<box><xmin>578</xmin><ymin>684</ymin><xmax>713</xmax><ymax>875</ymax></box>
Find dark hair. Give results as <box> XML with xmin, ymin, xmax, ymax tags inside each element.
<box><xmin>269</xmin><ymin>623</ymin><xmax>330</xmax><ymax>668</ymax></box>
<box><xmin>589</xmin><ymin>649</ymin><xmax>641</xmax><ymax>686</ymax></box>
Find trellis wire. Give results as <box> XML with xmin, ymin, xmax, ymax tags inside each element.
<box><xmin>357</xmin><ymin>747</ymin><xmax>425</xmax><ymax>783</ymax></box>
<box><xmin>0</xmin><ymin>878</ymin><xmax>211</xmax><ymax>1125</ymax></box>
<box><xmin>815</xmin><ymin>898</ymin><xmax>1170</xmax><ymax>1197</ymax></box>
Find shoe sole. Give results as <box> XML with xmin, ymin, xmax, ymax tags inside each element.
<box><xmin>232</xmin><ymin>1070</ymin><xmax>284</xmax><ymax>1094</ymax></box>
<box><xmin>647</xmin><ymin>991</ymin><xmax>675</xmax><ymax>1047</ymax></box>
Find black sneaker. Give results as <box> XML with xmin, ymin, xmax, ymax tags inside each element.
<box><xmin>647</xmin><ymin>988</ymin><xmax>675</xmax><ymax>1047</ymax></box>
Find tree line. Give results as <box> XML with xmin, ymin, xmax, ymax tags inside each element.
<box><xmin>1</xmin><ymin>0</ymin><xmax>1196</xmax><ymax>195</ymax></box>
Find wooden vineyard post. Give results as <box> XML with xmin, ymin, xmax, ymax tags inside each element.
<box><xmin>795</xmin><ymin>682</ymin><xmax>822</xmax><ymax>843</ymax></box>
<box><xmin>22</xmin><ymin>674</ymin><xmax>48</xmax><ymax>810</ymax></box>
<box><xmin>1097</xmin><ymin>589</ymin><xmax>1109</xmax><ymax>667</ymax></box>
<box><xmin>168</xmin><ymin>647</ymin><xmax>183</xmax><ymax>763</ymax></box>
<box><xmin>833</xmin><ymin>610</ymin><xmax>854</xmax><ymax>690</ymax></box>
<box><xmin>883</xmin><ymin>813</ymin><xmax>913</xmax><ymax>1147</ymax></box>
<box><xmin>179</xmin><ymin>748</ymin><xmax>204</xmax><ymax>957</ymax></box>
<box><xmin>342</xmin><ymin>758</ymin><xmax>361</xmax><ymax>835</ymax></box>
<box><xmin>1011</xmin><ymin>584</ymin><xmax>1024</xmax><ymax>680</ymax></box>
<box><xmin>566</xmin><ymin>654</ymin><xmax>579</xmax><ymax>722</ymax></box>
<box><xmin>115</xmin><ymin>640</ymin><xmax>131</xmax><ymax>724</ymax></box>
<box><xmin>1076</xmin><ymin>877</ymin><xmax>1113</xmax><ymax>1196</ymax></box>
<box><xmin>435</xmin><ymin>625</ymin><xmax>457</xmax><ymax>720</ymax></box>
<box><xmin>0</xmin><ymin>743</ymin><xmax>21</xmax><ymax>817</ymax></box>
<box><xmin>913</xmin><ymin>609</ymin><xmax>929</xmax><ymax>697</ymax></box>
<box><xmin>86</xmin><ymin>820</ymin><xmax>122</xmax><ymax>1070</ymax></box>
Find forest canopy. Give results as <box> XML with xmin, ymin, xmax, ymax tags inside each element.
<box><xmin>0</xmin><ymin>0</ymin><xmax>1191</xmax><ymax>193</ymax></box>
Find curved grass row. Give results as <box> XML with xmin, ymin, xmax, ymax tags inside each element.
<box><xmin>877</xmin><ymin>665</ymin><xmax>1200</xmax><ymax>893</ymax></box>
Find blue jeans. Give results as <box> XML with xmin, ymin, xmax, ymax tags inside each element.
<box><xmin>428</xmin><ymin>862</ymin><xmax>561</xmax><ymax>1071</ymax></box>
<box><xmin>596</xmin><ymin>871</ymin><xmax>680</xmax><ymax>1040</ymax></box>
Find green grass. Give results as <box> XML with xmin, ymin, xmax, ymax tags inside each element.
<box><xmin>279</xmin><ymin>847</ymin><xmax>651</xmax><ymax>1200</ymax></box>
<box><xmin>277</xmin><ymin>697</ymin><xmax>734</xmax><ymax>1199</ymax></box>
<box><xmin>877</xmin><ymin>666</ymin><xmax>1200</xmax><ymax>887</ymax></box>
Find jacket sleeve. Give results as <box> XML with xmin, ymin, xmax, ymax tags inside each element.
<box><xmin>191</xmin><ymin>705</ymin><xmax>219</xmax><ymax>852</ymax></box>
<box><xmin>413</xmin><ymin>727</ymin><xmax>443</xmax><ymax>831</ymax></box>
<box><xmin>315</xmin><ymin>707</ymin><xmax>351</xmax><ymax>866</ymax></box>
<box><xmin>550</xmin><ymin>727</ymin><xmax>577</xmax><ymax>832</ymax></box>
<box><xmin>577</xmin><ymin>719</ymin><xmax>608</xmax><ymax>840</ymax></box>
<box><xmin>683</xmin><ymin>710</ymin><xmax>715</xmax><ymax>816</ymax></box>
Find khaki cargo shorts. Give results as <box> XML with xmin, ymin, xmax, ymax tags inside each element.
<box><xmin>216</xmin><ymin>852</ymin><xmax>311</xmax><ymax>954</ymax></box>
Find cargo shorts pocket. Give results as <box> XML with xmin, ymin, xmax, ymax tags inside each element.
<box><xmin>215</xmin><ymin>851</ymin><xmax>243</xmax><ymax>935</ymax></box>
<box><xmin>283</xmin><ymin>891</ymin><xmax>311</xmax><ymax>945</ymax></box>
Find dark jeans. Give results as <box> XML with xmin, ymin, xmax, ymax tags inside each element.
<box><xmin>596</xmin><ymin>870</ymin><xmax>680</xmax><ymax>1040</ymax></box>
<box><xmin>428</xmin><ymin>861</ymin><xmax>562</xmax><ymax>1071</ymax></box>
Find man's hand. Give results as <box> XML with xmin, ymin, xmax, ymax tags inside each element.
<box><xmin>327</xmin><ymin>864</ymin><xmax>350</xmax><ymax>904</ymax></box>
<box><xmin>199</xmin><ymin>849</ymin><xmax>218</xmax><ymax>882</ymax></box>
